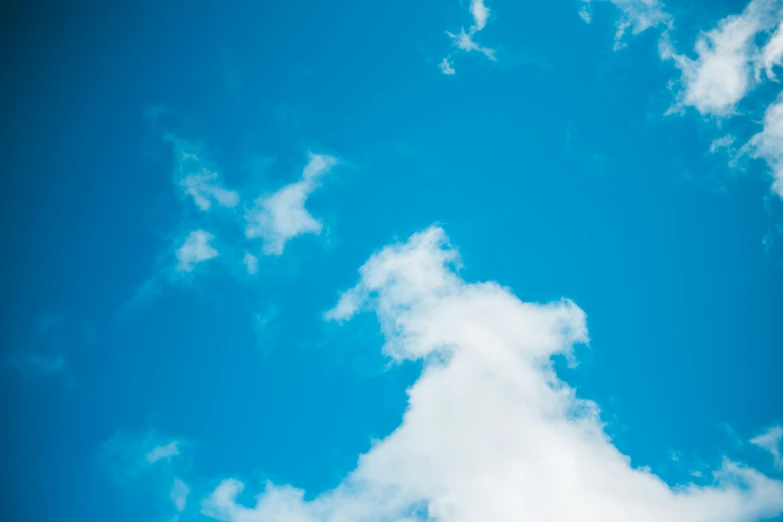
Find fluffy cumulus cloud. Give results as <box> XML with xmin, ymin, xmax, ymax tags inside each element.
<box><xmin>201</xmin><ymin>226</ymin><xmax>783</xmax><ymax>522</ymax></box>
<box><xmin>440</xmin><ymin>0</ymin><xmax>496</xmax><ymax>75</ymax></box>
<box><xmin>176</xmin><ymin>229</ymin><xmax>219</xmax><ymax>273</ymax></box>
<box><xmin>580</xmin><ymin>0</ymin><xmax>671</xmax><ymax>49</ymax></box>
<box><xmin>245</xmin><ymin>153</ymin><xmax>337</xmax><ymax>256</ymax></box>
<box><xmin>660</xmin><ymin>0</ymin><xmax>783</xmax><ymax>117</ymax></box>
<box><xmin>751</xmin><ymin>425</ymin><xmax>783</xmax><ymax>469</ymax></box>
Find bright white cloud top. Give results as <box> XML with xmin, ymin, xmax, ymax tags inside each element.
<box><xmin>661</xmin><ymin>0</ymin><xmax>783</xmax><ymax>117</ymax></box>
<box><xmin>201</xmin><ymin>226</ymin><xmax>783</xmax><ymax>522</ymax></box>
<box><xmin>176</xmin><ymin>230</ymin><xmax>218</xmax><ymax>273</ymax></box>
<box><xmin>166</xmin><ymin>136</ymin><xmax>239</xmax><ymax>211</ymax></box>
<box><xmin>245</xmin><ymin>153</ymin><xmax>337</xmax><ymax>256</ymax></box>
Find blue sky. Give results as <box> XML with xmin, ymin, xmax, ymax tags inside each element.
<box><xmin>3</xmin><ymin>0</ymin><xmax>783</xmax><ymax>520</ymax></box>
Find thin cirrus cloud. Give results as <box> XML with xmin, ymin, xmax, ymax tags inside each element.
<box><xmin>579</xmin><ymin>0</ymin><xmax>671</xmax><ymax>49</ymax></box>
<box><xmin>751</xmin><ymin>425</ymin><xmax>783</xmax><ymax>469</ymax></box>
<box><xmin>744</xmin><ymin>93</ymin><xmax>783</xmax><ymax>197</ymax></box>
<box><xmin>243</xmin><ymin>251</ymin><xmax>259</xmax><ymax>275</ymax></box>
<box><xmin>439</xmin><ymin>0</ymin><xmax>496</xmax><ymax>75</ymax></box>
<box><xmin>201</xmin><ymin>226</ymin><xmax>783</xmax><ymax>522</ymax></box>
<box><xmin>166</xmin><ymin>134</ymin><xmax>239</xmax><ymax>212</ymax></box>
<box><xmin>244</xmin><ymin>152</ymin><xmax>338</xmax><ymax>256</ymax></box>
<box><xmin>582</xmin><ymin>0</ymin><xmax>783</xmax><ymax>203</ymax></box>
<box><xmin>101</xmin><ymin>430</ymin><xmax>190</xmax><ymax>521</ymax></box>
<box><xmin>125</xmin><ymin>135</ymin><xmax>340</xmax><ymax>310</ymax></box>
<box><xmin>145</xmin><ymin>440</ymin><xmax>182</xmax><ymax>465</ymax></box>
<box><xmin>175</xmin><ymin>229</ymin><xmax>219</xmax><ymax>273</ymax></box>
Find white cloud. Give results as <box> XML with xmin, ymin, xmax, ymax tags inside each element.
<box><xmin>758</xmin><ymin>22</ymin><xmax>783</xmax><ymax>79</ymax></box>
<box><xmin>579</xmin><ymin>6</ymin><xmax>593</xmax><ymax>24</ymax></box>
<box><xmin>661</xmin><ymin>0</ymin><xmax>783</xmax><ymax>116</ymax></box>
<box><xmin>469</xmin><ymin>0</ymin><xmax>490</xmax><ymax>31</ymax></box>
<box><xmin>171</xmin><ymin>478</ymin><xmax>190</xmax><ymax>512</ymax></box>
<box><xmin>439</xmin><ymin>0</ymin><xmax>496</xmax><ymax>74</ymax></box>
<box><xmin>709</xmin><ymin>135</ymin><xmax>738</xmax><ymax>154</ymax></box>
<box><xmin>203</xmin><ymin>226</ymin><xmax>783</xmax><ymax>522</ymax></box>
<box><xmin>176</xmin><ymin>230</ymin><xmax>219</xmax><ymax>273</ymax></box>
<box><xmin>101</xmin><ymin>430</ymin><xmax>187</xmax><ymax>484</ymax></box>
<box><xmin>439</xmin><ymin>57</ymin><xmax>456</xmax><ymax>75</ymax></box>
<box><xmin>745</xmin><ymin>93</ymin><xmax>783</xmax><ymax>197</ymax></box>
<box><xmin>446</xmin><ymin>29</ymin><xmax>496</xmax><ymax>61</ymax></box>
<box><xmin>580</xmin><ymin>0</ymin><xmax>671</xmax><ymax>49</ymax></box>
<box><xmin>244</xmin><ymin>251</ymin><xmax>259</xmax><ymax>275</ymax></box>
<box><xmin>751</xmin><ymin>425</ymin><xmax>783</xmax><ymax>468</ymax></box>
<box><xmin>245</xmin><ymin>153</ymin><xmax>337</xmax><ymax>256</ymax></box>
<box><xmin>166</xmin><ymin>136</ymin><xmax>239</xmax><ymax>212</ymax></box>
<box><xmin>11</xmin><ymin>353</ymin><xmax>66</xmax><ymax>376</ymax></box>
<box><xmin>146</xmin><ymin>441</ymin><xmax>182</xmax><ymax>464</ymax></box>
<box><xmin>180</xmin><ymin>166</ymin><xmax>240</xmax><ymax>211</ymax></box>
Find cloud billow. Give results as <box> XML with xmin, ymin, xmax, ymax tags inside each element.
<box><xmin>201</xmin><ymin>226</ymin><xmax>783</xmax><ymax>522</ymax></box>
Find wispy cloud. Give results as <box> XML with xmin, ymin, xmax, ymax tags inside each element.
<box><xmin>580</xmin><ymin>0</ymin><xmax>671</xmax><ymax>50</ymax></box>
<box><xmin>7</xmin><ymin>313</ymin><xmax>93</xmax><ymax>385</ymax></box>
<box><xmin>176</xmin><ymin>229</ymin><xmax>219</xmax><ymax>273</ymax></box>
<box><xmin>125</xmin><ymin>123</ymin><xmax>342</xmax><ymax>311</ymax></box>
<box><xmin>146</xmin><ymin>441</ymin><xmax>182</xmax><ymax>465</ymax></box>
<box><xmin>203</xmin><ymin>226</ymin><xmax>783</xmax><ymax>522</ymax></box>
<box><xmin>660</xmin><ymin>0</ymin><xmax>783</xmax><ymax>117</ymax></box>
<box><xmin>101</xmin><ymin>430</ymin><xmax>186</xmax><ymax>482</ymax></box>
<box><xmin>10</xmin><ymin>352</ymin><xmax>66</xmax><ymax>376</ymax></box>
<box><xmin>245</xmin><ymin>153</ymin><xmax>338</xmax><ymax>256</ymax></box>
<box><xmin>470</xmin><ymin>0</ymin><xmax>490</xmax><ymax>30</ymax></box>
<box><xmin>170</xmin><ymin>478</ymin><xmax>191</xmax><ymax>513</ymax></box>
<box><xmin>751</xmin><ymin>425</ymin><xmax>783</xmax><ymax>468</ymax></box>
<box><xmin>438</xmin><ymin>57</ymin><xmax>456</xmax><ymax>75</ymax></box>
<box><xmin>243</xmin><ymin>251</ymin><xmax>259</xmax><ymax>275</ymax></box>
<box><xmin>744</xmin><ymin>93</ymin><xmax>783</xmax><ymax>197</ymax></box>
<box><xmin>758</xmin><ymin>21</ymin><xmax>783</xmax><ymax>80</ymax></box>
<box><xmin>439</xmin><ymin>0</ymin><xmax>496</xmax><ymax>75</ymax></box>
<box><xmin>101</xmin><ymin>430</ymin><xmax>189</xmax><ymax>521</ymax></box>
<box><xmin>166</xmin><ymin>135</ymin><xmax>239</xmax><ymax>212</ymax></box>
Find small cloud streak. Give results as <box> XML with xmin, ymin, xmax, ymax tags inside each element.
<box><xmin>439</xmin><ymin>57</ymin><xmax>456</xmax><ymax>75</ymax></box>
<box><xmin>243</xmin><ymin>251</ymin><xmax>259</xmax><ymax>275</ymax></box>
<box><xmin>176</xmin><ymin>230</ymin><xmax>219</xmax><ymax>273</ymax></box>
<box><xmin>660</xmin><ymin>0</ymin><xmax>783</xmax><ymax>117</ymax></box>
<box><xmin>204</xmin><ymin>226</ymin><xmax>783</xmax><ymax>522</ymax></box>
<box><xmin>166</xmin><ymin>135</ymin><xmax>239</xmax><ymax>212</ymax></box>
<box><xmin>580</xmin><ymin>0</ymin><xmax>671</xmax><ymax>50</ymax></box>
<box><xmin>171</xmin><ymin>478</ymin><xmax>190</xmax><ymax>512</ymax></box>
<box><xmin>439</xmin><ymin>0</ymin><xmax>496</xmax><ymax>75</ymax></box>
<box><xmin>745</xmin><ymin>93</ymin><xmax>783</xmax><ymax>197</ymax></box>
<box><xmin>146</xmin><ymin>441</ymin><xmax>183</xmax><ymax>465</ymax></box>
<box><xmin>245</xmin><ymin>153</ymin><xmax>338</xmax><ymax>256</ymax></box>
